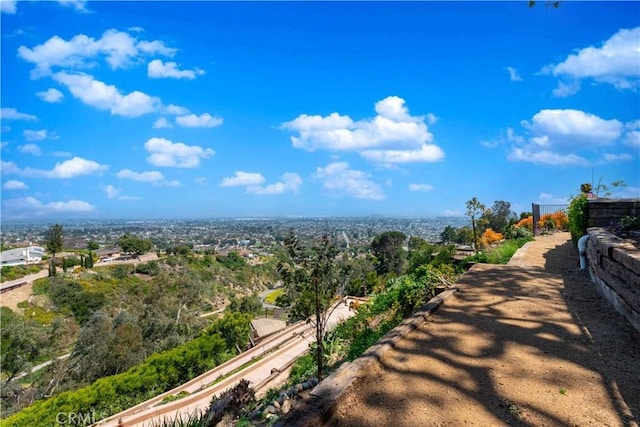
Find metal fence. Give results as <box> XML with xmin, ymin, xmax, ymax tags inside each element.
<box><xmin>532</xmin><ymin>203</ymin><xmax>569</xmax><ymax>236</ymax></box>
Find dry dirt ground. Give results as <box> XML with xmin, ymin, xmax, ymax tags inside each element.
<box><xmin>330</xmin><ymin>232</ymin><xmax>640</xmax><ymax>427</ymax></box>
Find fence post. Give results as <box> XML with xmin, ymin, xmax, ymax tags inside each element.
<box><xmin>532</xmin><ymin>203</ymin><xmax>540</xmax><ymax>236</ymax></box>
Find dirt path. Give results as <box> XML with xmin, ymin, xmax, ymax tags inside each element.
<box><xmin>330</xmin><ymin>232</ymin><xmax>640</xmax><ymax>426</ymax></box>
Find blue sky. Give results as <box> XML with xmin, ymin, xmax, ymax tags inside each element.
<box><xmin>1</xmin><ymin>1</ymin><xmax>639</xmax><ymax>220</ymax></box>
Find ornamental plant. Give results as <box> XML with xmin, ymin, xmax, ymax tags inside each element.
<box><xmin>538</xmin><ymin>212</ymin><xmax>568</xmax><ymax>232</ymax></box>
<box><xmin>514</xmin><ymin>216</ymin><xmax>533</xmax><ymax>231</ymax></box>
<box><xmin>480</xmin><ymin>228</ymin><xmax>504</xmax><ymax>248</ymax></box>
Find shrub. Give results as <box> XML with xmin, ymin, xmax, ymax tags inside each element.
<box><xmin>480</xmin><ymin>228</ymin><xmax>504</xmax><ymax>248</ymax></box>
<box><xmin>568</xmin><ymin>194</ymin><xmax>589</xmax><ymax>244</ymax></box>
<box><xmin>4</xmin><ymin>324</ymin><xmax>234</xmax><ymax>426</ymax></box>
<box><xmin>620</xmin><ymin>215</ymin><xmax>640</xmax><ymax>232</ymax></box>
<box><xmin>1</xmin><ymin>264</ymin><xmax>42</xmax><ymax>282</ymax></box>
<box><xmin>135</xmin><ymin>261</ymin><xmax>160</xmax><ymax>276</ymax></box>
<box><xmin>514</xmin><ymin>216</ymin><xmax>533</xmax><ymax>231</ymax></box>
<box><xmin>538</xmin><ymin>212</ymin><xmax>568</xmax><ymax>232</ymax></box>
<box><xmin>505</xmin><ymin>224</ymin><xmax>533</xmax><ymax>240</ymax></box>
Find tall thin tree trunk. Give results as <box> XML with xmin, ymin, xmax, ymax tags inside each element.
<box><xmin>472</xmin><ymin>218</ymin><xmax>478</xmax><ymax>254</ymax></box>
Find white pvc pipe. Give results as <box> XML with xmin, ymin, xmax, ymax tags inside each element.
<box><xmin>578</xmin><ymin>235</ymin><xmax>589</xmax><ymax>270</ymax></box>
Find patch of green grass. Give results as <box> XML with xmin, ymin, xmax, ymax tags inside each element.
<box><xmin>207</xmin><ymin>356</ymin><xmax>263</xmax><ymax>387</ymax></box>
<box><xmin>465</xmin><ymin>237</ymin><xmax>533</xmax><ymax>265</ymax></box>
<box><xmin>559</xmin><ymin>387</ymin><xmax>567</xmax><ymax>395</ymax></box>
<box><xmin>264</xmin><ymin>288</ymin><xmax>285</xmax><ymax>305</ymax></box>
<box><xmin>1</xmin><ymin>264</ymin><xmax>42</xmax><ymax>282</ymax></box>
<box><xmin>32</xmin><ymin>278</ymin><xmax>49</xmax><ymax>295</ymax></box>
<box><xmin>160</xmin><ymin>390</ymin><xmax>190</xmax><ymax>405</ymax></box>
<box><xmin>21</xmin><ymin>303</ymin><xmax>56</xmax><ymax>325</ymax></box>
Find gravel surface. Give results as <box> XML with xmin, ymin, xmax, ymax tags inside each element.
<box><xmin>330</xmin><ymin>232</ymin><xmax>640</xmax><ymax>427</ymax></box>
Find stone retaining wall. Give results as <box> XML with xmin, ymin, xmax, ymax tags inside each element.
<box><xmin>587</xmin><ymin>198</ymin><xmax>640</xmax><ymax>228</ymax></box>
<box><xmin>586</xmin><ymin>227</ymin><xmax>640</xmax><ymax>333</ymax></box>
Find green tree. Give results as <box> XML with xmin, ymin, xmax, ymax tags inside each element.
<box><xmin>227</xmin><ymin>295</ymin><xmax>263</xmax><ymax>315</ymax></box>
<box><xmin>216</xmin><ymin>251</ymin><xmax>246</xmax><ymax>270</ymax></box>
<box><xmin>440</xmin><ymin>226</ymin><xmax>457</xmax><ymax>244</ymax></box>
<box><xmin>48</xmin><ymin>258</ymin><xmax>56</xmax><ymax>277</ymax></box>
<box><xmin>87</xmin><ymin>240</ymin><xmax>99</xmax><ymax>251</ymax></box>
<box><xmin>45</xmin><ymin>224</ymin><xmax>63</xmax><ymax>273</ymax></box>
<box><xmin>277</xmin><ymin>230</ymin><xmax>343</xmax><ymax>380</ymax></box>
<box><xmin>118</xmin><ymin>233</ymin><xmax>152</xmax><ymax>258</ymax></box>
<box><xmin>370</xmin><ymin>231</ymin><xmax>407</xmax><ymax>276</ymax></box>
<box><xmin>482</xmin><ymin>200</ymin><xmax>514</xmax><ymax>234</ymax></box>
<box><xmin>85</xmin><ymin>251</ymin><xmax>94</xmax><ymax>268</ymax></box>
<box><xmin>0</xmin><ymin>309</ymin><xmax>43</xmax><ymax>383</ymax></box>
<box><xmin>466</xmin><ymin>197</ymin><xmax>487</xmax><ymax>254</ymax></box>
<box><xmin>454</xmin><ymin>226</ymin><xmax>474</xmax><ymax>245</ymax></box>
<box><xmin>210</xmin><ymin>311</ymin><xmax>253</xmax><ymax>353</ymax></box>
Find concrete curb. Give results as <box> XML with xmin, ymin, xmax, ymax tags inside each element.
<box><xmin>275</xmin><ymin>288</ymin><xmax>459</xmax><ymax>427</ymax></box>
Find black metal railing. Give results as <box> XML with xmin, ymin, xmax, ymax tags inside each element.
<box><xmin>531</xmin><ymin>203</ymin><xmax>569</xmax><ymax>236</ymax></box>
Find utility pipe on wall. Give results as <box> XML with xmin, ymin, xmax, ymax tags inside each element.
<box><xmin>578</xmin><ymin>234</ymin><xmax>589</xmax><ymax>270</ymax></box>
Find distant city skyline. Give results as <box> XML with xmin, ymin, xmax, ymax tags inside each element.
<box><xmin>1</xmin><ymin>1</ymin><xmax>638</xmax><ymax>220</ymax></box>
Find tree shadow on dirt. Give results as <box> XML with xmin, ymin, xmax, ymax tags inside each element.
<box><xmin>548</xmin><ymin>240</ymin><xmax>640</xmax><ymax>425</ymax></box>
<box><xmin>326</xmin><ymin>239</ymin><xmax>640</xmax><ymax>427</ymax></box>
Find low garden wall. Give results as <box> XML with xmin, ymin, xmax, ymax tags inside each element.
<box><xmin>586</xmin><ymin>227</ymin><xmax>640</xmax><ymax>333</ymax></box>
<box><xmin>587</xmin><ymin>198</ymin><xmax>640</xmax><ymax>228</ymax></box>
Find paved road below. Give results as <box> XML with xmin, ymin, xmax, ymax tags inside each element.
<box><xmin>328</xmin><ymin>232</ymin><xmax>640</xmax><ymax>427</ymax></box>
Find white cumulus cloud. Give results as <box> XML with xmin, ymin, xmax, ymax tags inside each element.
<box><xmin>40</xmin><ymin>157</ymin><xmax>107</xmax><ymax>178</ymax></box>
<box><xmin>164</xmin><ymin>104</ymin><xmax>190</xmax><ymax>115</ymax></box>
<box><xmin>504</xmin><ymin>109</ymin><xmax>632</xmax><ymax>166</ymax></box>
<box><xmin>2</xmin><ymin>196</ymin><xmax>94</xmax><ymax>219</ymax></box>
<box><xmin>116</xmin><ymin>169</ymin><xmax>165</xmax><ymax>183</ymax></box>
<box><xmin>36</xmin><ymin>88</ymin><xmax>64</xmax><ymax>103</ymax></box>
<box><xmin>1</xmin><ymin>0</ymin><xmax>16</xmax><ymax>14</ymax></box>
<box><xmin>1</xmin><ymin>161</ymin><xmax>20</xmax><ymax>175</ymax></box>
<box><xmin>1</xmin><ymin>108</ymin><xmax>37</xmax><ymax>121</ymax></box>
<box><xmin>148</xmin><ymin>59</ymin><xmax>205</xmax><ymax>79</ymax></box>
<box><xmin>104</xmin><ymin>184</ymin><xmax>140</xmax><ymax>200</ymax></box>
<box><xmin>57</xmin><ymin>0</ymin><xmax>89</xmax><ymax>13</ymax></box>
<box><xmin>282</xmin><ymin>96</ymin><xmax>443</xmax><ymax>165</ymax></box>
<box><xmin>523</xmin><ymin>109</ymin><xmax>623</xmax><ymax>149</ymax></box>
<box><xmin>552</xmin><ymin>81</ymin><xmax>581</xmax><ymax>98</ymax></box>
<box><xmin>220</xmin><ymin>171</ymin><xmax>266</xmax><ymax>187</ymax></box>
<box><xmin>247</xmin><ymin>173</ymin><xmax>303</xmax><ymax>195</ymax></box>
<box><xmin>175</xmin><ymin>113</ymin><xmax>223</xmax><ymax>128</ymax></box>
<box><xmin>53</xmin><ymin>71</ymin><xmax>161</xmax><ymax>117</ymax></box>
<box><xmin>18</xmin><ymin>29</ymin><xmax>177</xmax><ymax>77</ymax></box>
<box><xmin>153</xmin><ymin>117</ymin><xmax>172</xmax><ymax>129</ymax></box>
<box><xmin>18</xmin><ymin>144</ymin><xmax>42</xmax><ymax>155</ymax></box>
<box><xmin>624</xmin><ymin>120</ymin><xmax>640</xmax><ymax>148</ymax></box>
<box><xmin>8</xmin><ymin>157</ymin><xmax>107</xmax><ymax>178</ymax></box>
<box><xmin>3</xmin><ymin>180</ymin><xmax>27</xmax><ymax>190</ymax></box>
<box><xmin>220</xmin><ymin>171</ymin><xmax>302</xmax><ymax>195</ymax></box>
<box><xmin>543</xmin><ymin>27</ymin><xmax>640</xmax><ymax>93</ymax></box>
<box><xmin>314</xmin><ymin>162</ymin><xmax>384</xmax><ymax>200</ymax></box>
<box><xmin>116</xmin><ymin>169</ymin><xmax>177</xmax><ymax>186</ymax></box>
<box><xmin>508</xmin><ymin>148</ymin><xmax>588</xmax><ymax>166</ymax></box>
<box><xmin>144</xmin><ymin>137</ymin><xmax>215</xmax><ymax>168</ymax></box>
<box><xmin>23</xmin><ymin>129</ymin><xmax>49</xmax><ymax>141</ymax></box>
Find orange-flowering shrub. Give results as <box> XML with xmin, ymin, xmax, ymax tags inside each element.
<box><xmin>538</xmin><ymin>212</ymin><xmax>568</xmax><ymax>231</ymax></box>
<box><xmin>514</xmin><ymin>216</ymin><xmax>533</xmax><ymax>231</ymax></box>
<box><xmin>480</xmin><ymin>228</ymin><xmax>504</xmax><ymax>247</ymax></box>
